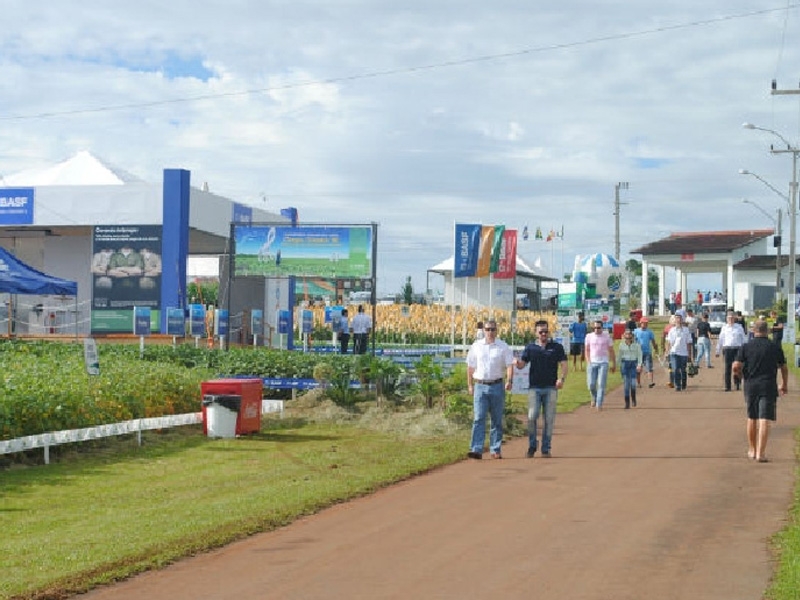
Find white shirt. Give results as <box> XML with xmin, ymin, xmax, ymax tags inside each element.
<box><xmin>716</xmin><ymin>322</ymin><xmax>746</xmax><ymax>351</ymax></box>
<box><xmin>351</xmin><ymin>312</ymin><xmax>371</xmax><ymax>334</ymax></box>
<box><xmin>466</xmin><ymin>338</ymin><xmax>515</xmax><ymax>380</ymax></box>
<box><xmin>666</xmin><ymin>325</ymin><xmax>692</xmax><ymax>357</ymax></box>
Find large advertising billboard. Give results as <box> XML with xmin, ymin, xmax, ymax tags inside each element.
<box><xmin>233</xmin><ymin>225</ymin><xmax>373</xmax><ymax>279</ymax></box>
<box><xmin>91</xmin><ymin>225</ymin><xmax>163</xmax><ymax>333</ymax></box>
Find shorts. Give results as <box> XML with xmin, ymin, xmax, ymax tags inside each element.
<box><xmin>746</xmin><ymin>394</ymin><xmax>777</xmax><ymax>421</ymax></box>
<box><xmin>641</xmin><ymin>353</ymin><xmax>653</xmax><ymax>373</ymax></box>
<box><xmin>570</xmin><ymin>342</ymin><xmax>585</xmax><ymax>357</ymax></box>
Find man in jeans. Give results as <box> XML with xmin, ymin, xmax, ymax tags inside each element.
<box><xmin>516</xmin><ymin>320</ymin><xmax>568</xmax><ymax>458</ymax></box>
<box><xmin>584</xmin><ymin>320</ymin><xmax>616</xmax><ymax>410</ymax></box>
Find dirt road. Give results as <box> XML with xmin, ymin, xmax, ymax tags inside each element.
<box><xmin>83</xmin><ymin>365</ymin><xmax>800</xmax><ymax>599</ymax></box>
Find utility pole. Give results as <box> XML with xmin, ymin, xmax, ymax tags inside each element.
<box><xmin>614</xmin><ymin>182</ymin><xmax>629</xmax><ymax>262</ymax></box>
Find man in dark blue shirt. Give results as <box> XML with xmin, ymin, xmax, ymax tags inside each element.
<box><xmin>516</xmin><ymin>319</ymin><xmax>568</xmax><ymax>458</ymax></box>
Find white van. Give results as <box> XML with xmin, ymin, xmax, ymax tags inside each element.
<box><xmin>701</xmin><ymin>301</ymin><xmax>728</xmax><ymax>334</ymax></box>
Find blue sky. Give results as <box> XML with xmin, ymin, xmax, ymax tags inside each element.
<box><xmin>2</xmin><ymin>1</ymin><xmax>800</xmax><ymax>295</ymax></box>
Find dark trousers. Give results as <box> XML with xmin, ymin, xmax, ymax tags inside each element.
<box><xmin>353</xmin><ymin>333</ymin><xmax>368</xmax><ymax>354</ymax></box>
<box><xmin>339</xmin><ymin>333</ymin><xmax>350</xmax><ymax>354</ymax></box>
<box><xmin>722</xmin><ymin>347</ymin><xmax>741</xmax><ymax>390</ymax></box>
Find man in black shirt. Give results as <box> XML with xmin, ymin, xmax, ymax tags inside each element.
<box><xmin>733</xmin><ymin>320</ymin><xmax>788</xmax><ymax>462</ymax></box>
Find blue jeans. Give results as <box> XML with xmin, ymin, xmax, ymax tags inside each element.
<box><xmin>670</xmin><ymin>354</ymin><xmax>688</xmax><ymax>390</ymax></box>
<box><xmin>695</xmin><ymin>337</ymin><xmax>711</xmax><ymax>367</ymax></box>
<box><xmin>621</xmin><ymin>360</ymin><xmax>638</xmax><ymax>399</ymax></box>
<box><xmin>527</xmin><ymin>387</ymin><xmax>557</xmax><ymax>453</ymax></box>
<box><xmin>587</xmin><ymin>362</ymin><xmax>610</xmax><ymax>407</ymax></box>
<box><xmin>470</xmin><ymin>382</ymin><xmax>505</xmax><ymax>454</ymax></box>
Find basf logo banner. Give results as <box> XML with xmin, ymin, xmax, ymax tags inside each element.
<box><xmin>0</xmin><ymin>188</ymin><xmax>34</xmax><ymax>224</ymax></box>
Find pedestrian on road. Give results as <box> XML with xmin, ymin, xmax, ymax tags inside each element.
<box><xmin>584</xmin><ymin>320</ymin><xmax>616</xmax><ymax>410</ymax></box>
<box><xmin>568</xmin><ymin>311</ymin><xmax>588</xmax><ymax>371</ymax></box>
<box><xmin>634</xmin><ymin>317</ymin><xmax>658</xmax><ymax>388</ymax></box>
<box><xmin>732</xmin><ymin>319</ymin><xmax>788</xmax><ymax>462</ymax></box>
<box><xmin>694</xmin><ymin>312</ymin><xmax>713</xmax><ymax>369</ymax></box>
<box><xmin>617</xmin><ymin>330</ymin><xmax>643</xmax><ymax>408</ymax></box>
<box><xmin>666</xmin><ymin>313</ymin><xmax>692</xmax><ymax>391</ymax></box>
<box><xmin>466</xmin><ymin>319</ymin><xmax>515</xmax><ymax>459</ymax></box>
<box><xmin>516</xmin><ymin>319</ymin><xmax>568</xmax><ymax>458</ymax></box>
<box><xmin>716</xmin><ymin>311</ymin><xmax>747</xmax><ymax>391</ymax></box>
<box><xmin>351</xmin><ymin>305</ymin><xmax>372</xmax><ymax>354</ymax></box>
<box><xmin>338</xmin><ymin>308</ymin><xmax>350</xmax><ymax>354</ymax></box>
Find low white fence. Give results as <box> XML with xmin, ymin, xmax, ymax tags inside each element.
<box><xmin>0</xmin><ymin>399</ymin><xmax>285</xmax><ymax>464</ymax></box>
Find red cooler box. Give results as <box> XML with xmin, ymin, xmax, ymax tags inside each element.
<box><xmin>201</xmin><ymin>378</ymin><xmax>263</xmax><ymax>435</ymax></box>
<box><xmin>612</xmin><ymin>322</ymin><xmax>627</xmax><ymax>340</ymax></box>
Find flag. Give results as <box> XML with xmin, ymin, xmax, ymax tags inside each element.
<box><xmin>522</xmin><ymin>225</ymin><xmax>529</xmax><ymax>241</ymax></box>
<box><xmin>535</xmin><ymin>227</ymin><xmax>543</xmax><ymax>240</ymax></box>
<box><xmin>546</xmin><ymin>228</ymin><xmax>556</xmax><ymax>242</ymax></box>
<box><xmin>475</xmin><ymin>225</ymin><xmax>495</xmax><ymax>277</ymax></box>
<box><xmin>454</xmin><ymin>223</ymin><xmax>481</xmax><ymax>277</ymax></box>
<box><xmin>489</xmin><ymin>225</ymin><xmax>505</xmax><ymax>273</ymax></box>
<box><xmin>494</xmin><ymin>229</ymin><xmax>517</xmax><ymax>279</ymax></box>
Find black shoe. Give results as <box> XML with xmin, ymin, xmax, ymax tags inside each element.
<box><xmin>526</xmin><ymin>447</ymin><xmax>536</xmax><ymax>458</ymax></box>
<box><xmin>707</xmin><ymin>365</ymin><xmax>714</xmax><ymax>368</ymax></box>
<box><xmin>735</xmin><ymin>385</ymin><xmax>740</xmax><ymax>391</ymax></box>
<box><xmin>648</xmin><ymin>383</ymin><xmax>656</xmax><ymax>388</ymax></box>
<box><xmin>467</xmin><ymin>451</ymin><xmax>482</xmax><ymax>460</ymax></box>
<box><xmin>542</xmin><ymin>452</ymin><xmax>552</xmax><ymax>458</ymax></box>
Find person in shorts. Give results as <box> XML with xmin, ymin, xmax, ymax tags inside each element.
<box><xmin>634</xmin><ymin>317</ymin><xmax>658</xmax><ymax>388</ymax></box>
<box><xmin>568</xmin><ymin>312</ymin><xmax>588</xmax><ymax>371</ymax></box>
<box><xmin>733</xmin><ymin>320</ymin><xmax>788</xmax><ymax>462</ymax></box>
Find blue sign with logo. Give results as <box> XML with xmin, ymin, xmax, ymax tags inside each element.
<box><xmin>232</xmin><ymin>203</ymin><xmax>252</xmax><ymax>224</ymax></box>
<box><xmin>189</xmin><ymin>304</ymin><xmax>205</xmax><ymax>337</ymax></box>
<box><xmin>133</xmin><ymin>306</ymin><xmax>152</xmax><ymax>336</ymax></box>
<box><xmin>251</xmin><ymin>309</ymin><xmax>263</xmax><ymax>336</ymax></box>
<box><xmin>302</xmin><ymin>309</ymin><xmax>313</xmax><ymax>334</ymax></box>
<box><xmin>278</xmin><ymin>310</ymin><xmax>290</xmax><ymax>334</ymax></box>
<box><xmin>0</xmin><ymin>188</ymin><xmax>34</xmax><ymax>224</ymax></box>
<box><xmin>215</xmin><ymin>309</ymin><xmax>229</xmax><ymax>336</ymax></box>
<box><xmin>166</xmin><ymin>307</ymin><xmax>185</xmax><ymax>336</ymax></box>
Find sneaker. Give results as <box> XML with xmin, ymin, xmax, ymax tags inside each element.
<box><xmin>526</xmin><ymin>447</ymin><xmax>536</xmax><ymax>458</ymax></box>
<box><xmin>467</xmin><ymin>451</ymin><xmax>482</xmax><ymax>460</ymax></box>
<box><xmin>490</xmin><ymin>452</ymin><xmax>503</xmax><ymax>459</ymax></box>
<box><xmin>707</xmin><ymin>365</ymin><xmax>714</xmax><ymax>368</ymax></box>
<box><xmin>541</xmin><ymin>452</ymin><xmax>552</xmax><ymax>458</ymax></box>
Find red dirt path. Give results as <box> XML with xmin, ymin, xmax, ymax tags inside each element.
<box><xmin>81</xmin><ymin>365</ymin><xmax>800</xmax><ymax>600</ymax></box>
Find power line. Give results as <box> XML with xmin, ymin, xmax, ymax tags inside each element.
<box><xmin>2</xmin><ymin>5</ymin><xmax>797</xmax><ymax>122</ymax></box>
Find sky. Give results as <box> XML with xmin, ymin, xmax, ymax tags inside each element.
<box><xmin>2</xmin><ymin>1</ymin><xmax>800</xmax><ymax>296</ymax></box>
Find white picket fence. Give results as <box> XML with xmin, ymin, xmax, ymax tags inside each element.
<box><xmin>0</xmin><ymin>399</ymin><xmax>284</xmax><ymax>464</ymax></box>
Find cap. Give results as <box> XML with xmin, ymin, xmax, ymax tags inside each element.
<box><xmin>640</xmin><ymin>317</ymin><xmax>649</xmax><ymax>323</ymax></box>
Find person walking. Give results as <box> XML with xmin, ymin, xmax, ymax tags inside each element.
<box><xmin>769</xmin><ymin>310</ymin><xmax>785</xmax><ymax>345</ymax></box>
<box><xmin>694</xmin><ymin>312</ymin><xmax>713</xmax><ymax>369</ymax></box>
<box><xmin>584</xmin><ymin>320</ymin><xmax>616</xmax><ymax>410</ymax></box>
<box><xmin>716</xmin><ymin>311</ymin><xmax>747</xmax><ymax>391</ymax></box>
<box><xmin>516</xmin><ymin>320</ymin><xmax>568</xmax><ymax>458</ymax></box>
<box><xmin>666</xmin><ymin>313</ymin><xmax>692</xmax><ymax>392</ymax></box>
<box><xmin>466</xmin><ymin>319</ymin><xmax>515</xmax><ymax>459</ymax></box>
<box><xmin>634</xmin><ymin>317</ymin><xmax>658</xmax><ymax>388</ymax></box>
<box><xmin>351</xmin><ymin>305</ymin><xmax>372</xmax><ymax>354</ymax></box>
<box><xmin>568</xmin><ymin>312</ymin><xmax>588</xmax><ymax>371</ymax></box>
<box><xmin>733</xmin><ymin>320</ymin><xmax>789</xmax><ymax>462</ymax></box>
<box><xmin>617</xmin><ymin>330</ymin><xmax>643</xmax><ymax>408</ymax></box>
<box><xmin>338</xmin><ymin>308</ymin><xmax>351</xmax><ymax>354</ymax></box>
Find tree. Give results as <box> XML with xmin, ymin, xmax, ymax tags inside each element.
<box><xmin>401</xmin><ymin>276</ymin><xmax>414</xmax><ymax>305</ymax></box>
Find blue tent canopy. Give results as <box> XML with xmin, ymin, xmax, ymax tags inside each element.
<box><xmin>0</xmin><ymin>247</ymin><xmax>77</xmax><ymax>296</ymax></box>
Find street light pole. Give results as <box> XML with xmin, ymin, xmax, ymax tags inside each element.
<box><xmin>743</xmin><ymin>123</ymin><xmax>800</xmax><ymax>345</ymax></box>
<box><xmin>614</xmin><ymin>182</ymin><xmax>629</xmax><ymax>262</ymax></box>
<box><xmin>742</xmin><ymin>198</ymin><xmax>782</xmax><ymax>302</ymax></box>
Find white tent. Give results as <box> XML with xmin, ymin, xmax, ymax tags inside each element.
<box><xmin>427</xmin><ymin>254</ymin><xmax>556</xmax><ymax>311</ymax></box>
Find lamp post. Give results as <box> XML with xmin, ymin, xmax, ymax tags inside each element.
<box><xmin>743</xmin><ymin>123</ymin><xmax>800</xmax><ymax>346</ymax></box>
<box><xmin>742</xmin><ymin>198</ymin><xmax>782</xmax><ymax>302</ymax></box>
<box><xmin>613</xmin><ymin>182</ymin><xmax>629</xmax><ymax>262</ymax></box>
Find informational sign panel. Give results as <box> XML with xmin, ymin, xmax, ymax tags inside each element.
<box><xmin>189</xmin><ymin>304</ymin><xmax>206</xmax><ymax>337</ymax></box>
<box><xmin>91</xmin><ymin>225</ymin><xmax>163</xmax><ymax>333</ymax></box>
<box><xmin>301</xmin><ymin>309</ymin><xmax>313</xmax><ymax>334</ymax></box>
<box><xmin>278</xmin><ymin>310</ymin><xmax>290</xmax><ymax>334</ymax></box>
<box><xmin>214</xmin><ymin>309</ymin><xmax>229</xmax><ymax>337</ymax></box>
<box><xmin>251</xmin><ymin>309</ymin><xmax>263</xmax><ymax>338</ymax></box>
<box><xmin>133</xmin><ymin>306</ymin><xmax>152</xmax><ymax>336</ymax></box>
<box><xmin>83</xmin><ymin>338</ymin><xmax>100</xmax><ymax>376</ymax></box>
<box><xmin>233</xmin><ymin>224</ymin><xmax>373</xmax><ymax>279</ymax></box>
<box><xmin>166</xmin><ymin>307</ymin><xmax>185</xmax><ymax>336</ymax></box>
<box><xmin>0</xmin><ymin>188</ymin><xmax>34</xmax><ymax>225</ymax></box>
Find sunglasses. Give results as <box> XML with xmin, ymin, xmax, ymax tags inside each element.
<box><xmin>537</xmin><ymin>330</ymin><xmax>549</xmax><ymax>334</ymax></box>
<box><xmin>484</xmin><ymin>327</ymin><xmax>497</xmax><ymax>332</ymax></box>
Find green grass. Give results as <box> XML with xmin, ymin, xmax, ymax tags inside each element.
<box><xmin>0</xmin><ymin>417</ymin><xmax>464</xmax><ymax>600</ymax></box>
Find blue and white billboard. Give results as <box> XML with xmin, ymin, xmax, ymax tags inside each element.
<box><xmin>0</xmin><ymin>188</ymin><xmax>34</xmax><ymax>224</ymax></box>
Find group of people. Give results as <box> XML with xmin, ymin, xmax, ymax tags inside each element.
<box><xmin>92</xmin><ymin>245</ymin><xmax>162</xmax><ymax>290</ymax></box>
<box><xmin>336</xmin><ymin>305</ymin><xmax>372</xmax><ymax>354</ymax></box>
<box><xmin>465</xmin><ymin>309</ymin><xmax>788</xmax><ymax>464</ymax></box>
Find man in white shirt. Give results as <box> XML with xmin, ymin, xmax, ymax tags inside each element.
<box><xmin>466</xmin><ymin>319</ymin><xmax>515</xmax><ymax>459</ymax></box>
<box><xmin>666</xmin><ymin>313</ymin><xmax>693</xmax><ymax>391</ymax></box>
<box><xmin>716</xmin><ymin>310</ymin><xmax>747</xmax><ymax>391</ymax></box>
<box><xmin>351</xmin><ymin>305</ymin><xmax>372</xmax><ymax>354</ymax></box>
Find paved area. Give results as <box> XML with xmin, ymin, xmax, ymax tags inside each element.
<box><xmin>82</xmin><ymin>362</ymin><xmax>800</xmax><ymax>599</ymax></box>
